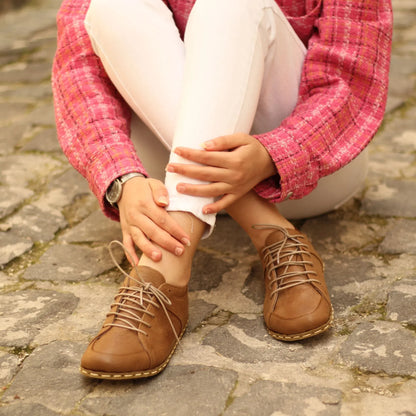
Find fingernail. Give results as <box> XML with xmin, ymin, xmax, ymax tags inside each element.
<box><xmin>173</xmin><ymin>147</ymin><xmax>182</xmax><ymax>155</ymax></box>
<box><xmin>203</xmin><ymin>140</ymin><xmax>214</xmax><ymax>149</ymax></box>
<box><xmin>158</xmin><ymin>196</ymin><xmax>168</xmax><ymax>205</ymax></box>
<box><xmin>182</xmin><ymin>237</ymin><xmax>191</xmax><ymax>247</ymax></box>
<box><xmin>151</xmin><ymin>251</ymin><xmax>160</xmax><ymax>261</ymax></box>
<box><xmin>166</xmin><ymin>165</ymin><xmax>174</xmax><ymax>173</ymax></box>
<box><xmin>203</xmin><ymin>208</ymin><xmax>212</xmax><ymax>214</ymax></box>
<box><xmin>177</xmin><ymin>184</ymin><xmax>185</xmax><ymax>193</ymax></box>
<box><xmin>175</xmin><ymin>247</ymin><xmax>184</xmax><ymax>256</ymax></box>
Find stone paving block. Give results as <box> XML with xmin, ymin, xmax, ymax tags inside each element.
<box><xmin>0</xmin><ymin>271</ymin><xmax>19</xmax><ymax>289</ymax></box>
<box><xmin>0</xmin><ymin>6</ymin><xmax>59</xmax><ymax>50</ymax></box>
<box><xmin>390</xmin><ymin>54</ymin><xmax>416</xmax><ymax>77</ymax></box>
<box><xmin>382</xmin><ymin>255</ymin><xmax>416</xmax><ymax>282</ymax></box>
<box><xmin>8</xmin><ymin>203</ymin><xmax>66</xmax><ymax>243</ymax></box>
<box><xmin>188</xmin><ymin>298</ymin><xmax>217</xmax><ymax>332</ymax></box>
<box><xmin>0</xmin><ymin>153</ymin><xmax>62</xmax><ymax>188</ymax></box>
<box><xmin>196</xmin><ymin>263</ymin><xmax>262</xmax><ymax>315</ymax></box>
<box><xmin>0</xmin><ymin>341</ymin><xmax>91</xmax><ymax>414</ymax></box>
<box><xmin>0</xmin><ymin>54</ymin><xmax>17</xmax><ymax>68</ymax></box>
<box><xmin>21</xmin><ymin>126</ymin><xmax>61</xmax><ymax>153</ymax></box>
<box><xmin>338</xmin><ymin>321</ymin><xmax>416</xmax><ymax>377</ymax></box>
<box><xmin>392</xmin><ymin>129</ymin><xmax>416</xmax><ymax>151</ymax></box>
<box><xmin>27</xmin><ymin>36</ymin><xmax>56</xmax><ymax>62</ymax></box>
<box><xmin>189</xmin><ymin>249</ymin><xmax>235</xmax><ymax>292</ymax></box>
<box><xmin>23</xmin><ymin>243</ymin><xmax>124</xmax><ymax>282</ymax></box>
<box><xmin>80</xmin><ymin>365</ymin><xmax>238</xmax><ymax>416</ymax></box>
<box><xmin>0</xmin><ymin>289</ymin><xmax>78</xmax><ymax>348</ymax></box>
<box><xmin>386</xmin><ymin>278</ymin><xmax>416</xmax><ymax>325</ymax></box>
<box><xmin>44</xmin><ymin>168</ymin><xmax>91</xmax><ymax>210</ymax></box>
<box><xmin>341</xmin><ymin>381</ymin><xmax>416</xmax><ymax>416</ymax></box>
<box><xmin>0</xmin><ymin>123</ymin><xmax>27</xmax><ymax>155</ymax></box>
<box><xmin>202</xmin><ymin>314</ymin><xmax>329</xmax><ymax>364</ymax></box>
<box><xmin>361</xmin><ymin>179</ymin><xmax>416</xmax><ymax>217</ymax></box>
<box><xmin>301</xmin><ymin>217</ymin><xmax>381</xmax><ymax>254</ymax></box>
<box><xmin>0</xmin><ymin>61</ymin><xmax>52</xmax><ymax>84</ymax></box>
<box><xmin>323</xmin><ymin>254</ymin><xmax>384</xmax><ymax>313</ymax></box>
<box><xmin>373</xmin><ymin>121</ymin><xmax>416</xmax><ymax>153</ymax></box>
<box><xmin>0</xmin><ymin>351</ymin><xmax>20</xmax><ymax>387</ymax></box>
<box><xmin>392</xmin><ymin>10</ymin><xmax>416</xmax><ymax>29</ymax></box>
<box><xmin>379</xmin><ymin>219</ymin><xmax>416</xmax><ymax>254</ymax></box>
<box><xmin>0</xmin><ymin>403</ymin><xmax>61</xmax><ymax>416</ymax></box>
<box><xmin>392</xmin><ymin>0</ymin><xmax>416</xmax><ymax>11</ymax></box>
<box><xmin>23</xmin><ymin>101</ymin><xmax>55</xmax><ymax>126</ymax></box>
<box><xmin>0</xmin><ymin>83</ymin><xmax>52</xmax><ymax>103</ymax></box>
<box><xmin>0</xmin><ymin>102</ymin><xmax>30</xmax><ymax>123</ymax></box>
<box><xmin>368</xmin><ymin>152</ymin><xmax>416</xmax><ymax>180</ymax></box>
<box><xmin>242</xmin><ymin>261</ymin><xmax>264</xmax><ymax>306</ymax></box>
<box><xmin>224</xmin><ymin>380</ymin><xmax>342</xmax><ymax>416</ymax></box>
<box><xmin>60</xmin><ymin>210</ymin><xmax>122</xmax><ymax>244</ymax></box>
<box><xmin>0</xmin><ymin>231</ymin><xmax>32</xmax><ymax>266</ymax></box>
<box><xmin>388</xmin><ymin>68</ymin><xmax>415</xmax><ymax>96</ymax></box>
<box><xmin>385</xmin><ymin>95</ymin><xmax>404</xmax><ymax>113</ymax></box>
<box><xmin>0</xmin><ymin>186</ymin><xmax>33</xmax><ymax>219</ymax></box>
<box><xmin>198</xmin><ymin>215</ymin><xmax>257</xmax><ymax>258</ymax></box>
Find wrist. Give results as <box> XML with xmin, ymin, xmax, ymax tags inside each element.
<box><xmin>106</xmin><ymin>172</ymin><xmax>145</xmax><ymax>208</ymax></box>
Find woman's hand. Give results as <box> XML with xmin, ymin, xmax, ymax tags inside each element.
<box><xmin>118</xmin><ymin>177</ymin><xmax>190</xmax><ymax>265</ymax></box>
<box><xmin>166</xmin><ymin>133</ymin><xmax>277</xmax><ymax>214</ymax></box>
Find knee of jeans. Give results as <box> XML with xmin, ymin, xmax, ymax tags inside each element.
<box><xmin>85</xmin><ymin>0</ymin><xmax>170</xmax><ymax>36</ymax></box>
<box><xmin>84</xmin><ymin>0</ymin><xmax>115</xmax><ymax>36</ymax></box>
<box><xmin>190</xmin><ymin>0</ymin><xmax>266</xmax><ymax>32</ymax></box>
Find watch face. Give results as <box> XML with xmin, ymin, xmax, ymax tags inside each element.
<box><xmin>107</xmin><ymin>180</ymin><xmax>122</xmax><ymax>204</ymax></box>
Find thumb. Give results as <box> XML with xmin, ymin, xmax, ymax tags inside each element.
<box><xmin>149</xmin><ymin>179</ymin><xmax>169</xmax><ymax>207</ymax></box>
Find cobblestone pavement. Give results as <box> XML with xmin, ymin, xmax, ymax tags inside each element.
<box><xmin>0</xmin><ymin>0</ymin><xmax>415</xmax><ymax>415</ymax></box>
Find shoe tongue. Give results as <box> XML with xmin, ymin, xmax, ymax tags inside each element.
<box><xmin>265</xmin><ymin>229</ymin><xmax>286</xmax><ymax>246</ymax></box>
<box><xmin>129</xmin><ymin>266</ymin><xmax>166</xmax><ymax>287</ymax></box>
<box><xmin>265</xmin><ymin>227</ymin><xmax>301</xmax><ymax>247</ymax></box>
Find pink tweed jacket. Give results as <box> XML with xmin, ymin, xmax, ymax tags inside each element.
<box><xmin>52</xmin><ymin>0</ymin><xmax>393</xmax><ymax>221</ymax></box>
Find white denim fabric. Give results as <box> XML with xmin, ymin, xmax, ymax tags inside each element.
<box><xmin>84</xmin><ymin>0</ymin><xmax>368</xmax><ymax>235</ymax></box>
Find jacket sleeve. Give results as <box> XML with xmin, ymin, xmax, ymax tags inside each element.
<box><xmin>52</xmin><ymin>0</ymin><xmax>147</xmax><ymax>221</ymax></box>
<box><xmin>254</xmin><ymin>0</ymin><xmax>393</xmax><ymax>203</ymax></box>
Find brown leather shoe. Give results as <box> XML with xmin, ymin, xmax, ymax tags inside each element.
<box><xmin>257</xmin><ymin>225</ymin><xmax>333</xmax><ymax>341</ymax></box>
<box><xmin>80</xmin><ymin>265</ymin><xmax>188</xmax><ymax>380</ymax></box>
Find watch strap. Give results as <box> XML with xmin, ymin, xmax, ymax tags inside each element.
<box><xmin>106</xmin><ymin>172</ymin><xmax>145</xmax><ymax>207</ymax></box>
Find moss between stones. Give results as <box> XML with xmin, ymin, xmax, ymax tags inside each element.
<box><xmin>10</xmin><ymin>344</ymin><xmax>35</xmax><ymax>357</ymax></box>
<box><xmin>350</xmin><ymin>298</ymin><xmax>387</xmax><ymax>318</ymax></box>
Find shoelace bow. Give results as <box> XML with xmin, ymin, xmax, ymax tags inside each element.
<box><xmin>106</xmin><ymin>240</ymin><xmax>180</xmax><ymax>342</ymax></box>
<box><xmin>254</xmin><ymin>225</ymin><xmax>321</xmax><ymax>299</ymax></box>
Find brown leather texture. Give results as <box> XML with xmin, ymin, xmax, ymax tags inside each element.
<box><xmin>261</xmin><ymin>227</ymin><xmax>333</xmax><ymax>341</ymax></box>
<box><xmin>80</xmin><ymin>266</ymin><xmax>188</xmax><ymax>379</ymax></box>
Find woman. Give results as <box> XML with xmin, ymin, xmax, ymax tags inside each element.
<box><xmin>52</xmin><ymin>0</ymin><xmax>392</xmax><ymax>380</ymax></box>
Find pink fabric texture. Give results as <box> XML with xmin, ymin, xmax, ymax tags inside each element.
<box><xmin>51</xmin><ymin>0</ymin><xmax>393</xmax><ymax>221</ymax></box>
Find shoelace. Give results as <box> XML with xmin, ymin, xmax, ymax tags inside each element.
<box><xmin>254</xmin><ymin>225</ymin><xmax>321</xmax><ymax>299</ymax></box>
<box><xmin>106</xmin><ymin>240</ymin><xmax>180</xmax><ymax>342</ymax></box>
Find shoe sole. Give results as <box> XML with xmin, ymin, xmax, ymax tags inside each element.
<box><xmin>267</xmin><ymin>308</ymin><xmax>334</xmax><ymax>342</ymax></box>
<box><xmin>79</xmin><ymin>325</ymin><xmax>186</xmax><ymax>380</ymax></box>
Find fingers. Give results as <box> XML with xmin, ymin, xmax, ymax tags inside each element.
<box><xmin>128</xmin><ymin>208</ymin><xmax>189</xmax><ymax>253</ymax></box>
<box><xmin>119</xmin><ymin>178</ymin><xmax>191</xmax><ymax>260</ymax></box>
<box><xmin>203</xmin><ymin>133</ymin><xmax>248</xmax><ymax>151</ymax></box>
<box><xmin>176</xmin><ymin>181</ymin><xmax>228</xmax><ymax>198</ymax></box>
<box><xmin>172</xmin><ymin>146</ymin><xmax>230</xmax><ymax>167</ymax></box>
<box><xmin>122</xmin><ymin>234</ymin><xmax>140</xmax><ymax>266</ymax></box>
<box><xmin>167</xmin><ymin>163</ymin><xmax>229</xmax><ymax>182</ymax></box>
<box><xmin>203</xmin><ymin>194</ymin><xmax>238</xmax><ymax>214</ymax></box>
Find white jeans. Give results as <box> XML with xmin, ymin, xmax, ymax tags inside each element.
<box><xmin>85</xmin><ymin>0</ymin><xmax>368</xmax><ymax>235</ymax></box>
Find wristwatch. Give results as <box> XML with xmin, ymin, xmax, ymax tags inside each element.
<box><xmin>105</xmin><ymin>172</ymin><xmax>144</xmax><ymax>207</ymax></box>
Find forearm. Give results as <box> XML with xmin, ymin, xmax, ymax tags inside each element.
<box><xmin>52</xmin><ymin>0</ymin><xmax>146</xmax><ymax>219</ymax></box>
